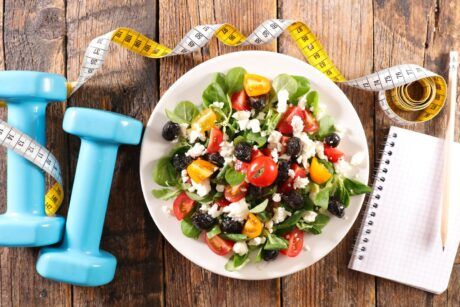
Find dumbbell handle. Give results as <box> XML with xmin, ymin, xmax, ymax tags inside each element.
<box><xmin>7</xmin><ymin>101</ymin><xmax>47</xmax><ymax>215</ymax></box>
<box><xmin>63</xmin><ymin>140</ymin><xmax>119</xmax><ymax>253</ymax></box>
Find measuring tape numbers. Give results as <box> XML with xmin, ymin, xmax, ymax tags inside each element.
<box><xmin>1</xmin><ymin>19</ymin><xmax>448</xmax><ymax>216</ymax></box>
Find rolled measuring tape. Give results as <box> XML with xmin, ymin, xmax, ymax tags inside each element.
<box><xmin>0</xmin><ymin>19</ymin><xmax>448</xmax><ymax>215</ymax></box>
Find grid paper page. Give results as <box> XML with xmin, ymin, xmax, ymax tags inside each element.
<box><xmin>349</xmin><ymin>126</ymin><xmax>460</xmax><ymax>294</ymax></box>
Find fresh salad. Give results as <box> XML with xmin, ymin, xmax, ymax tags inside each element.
<box><xmin>152</xmin><ymin>67</ymin><xmax>371</xmax><ymax>271</ymax></box>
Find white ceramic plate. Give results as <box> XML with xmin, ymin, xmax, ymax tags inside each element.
<box><xmin>139</xmin><ymin>51</ymin><xmax>369</xmax><ymax>280</ymax></box>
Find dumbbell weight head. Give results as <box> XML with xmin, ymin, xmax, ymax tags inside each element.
<box><xmin>0</xmin><ymin>71</ymin><xmax>67</xmax><ymax>247</ymax></box>
<box><xmin>36</xmin><ymin>107</ymin><xmax>143</xmax><ymax>286</ymax></box>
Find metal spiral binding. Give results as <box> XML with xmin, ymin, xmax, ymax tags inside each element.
<box><xmin>350</xmin><ymin>131</ymin><xmax>398</xmax><ymax>261</ymax></box>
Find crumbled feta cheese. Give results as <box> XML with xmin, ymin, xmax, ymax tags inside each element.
<box><xmin>216</xmin><ymin>184</ymin><xmax>225</xmax><ymax>193</ymax></box>
<box><xmin>207</xmin><ymin>204</ymin><xmax>222</xmax><ymax>218</ymax></box>
<box><xmin>186</xmin><ymin>143</ymin><xmax>206</xmax><ymax>158</ymax></box>
<box><xmin>315</xmin><ymin>141</ymin><xmax>327</xmax><ymax>160</ymax></box>
<box><xmin>291</xmin><ymin>115</ymin><xmax>304</xmax><ymax>137</ymax></box>
<box><xmin>297</xmin><ymin>132</ymin><xmax>316</xmax><ymax>168</ymax></box>
<box><xmin>265</xmin><ymin>220</ymin><xmax>274</xmax><ymax>233</ymax></box>
<box><xmin>293</xmin><ymin>176</ymin><xmax>310</xmax><ymax>190</ymax></box>
<box><xmin>288</xmin><ymin>169</ymin><xmax>296</xmax><ymax>178</ymax></box>
<box><xmin>189</xmin><ymin>126</ymin><xmax>205</xmax><ymax>143</ymax></box>
<box><xmin>247</xmin><ymin>119</ymin><xmax>261</xmax><ymax>133</ymax></box>
<box><xmin>181</xmin><ymin>169</ymin><xmax>189</xmax><ymax>183</ymax></box>
<box><xmin>260</xmin><ymin>131</ymin><xmax>267</xmax><ymax>137</ymax></box>
<box><xmin>303</xmin><ymin>211</ymin><xmax>318</xmax><ymax>223</ymax></box>
<box><xmin>188</xmin><ymin>179</ymin><xmax>211</xmax><ymax>197</ymax></box>
<box><xmin>219</xmin><ymin>141</ymin><xmax>235</xmax><ymax>165</ymax></box>
<box><xmin>350</xmin><ymin>152</ymin><xmax>365</xmax><ymax>166</ymax></box>
<box><xmin>179</xmin><ymin>123</ymin><xmax>189</xmax><ymax>137</ymax></box>
<box><xmin>272</xmin><ymin>193</ymin><xmax>281</xmax><ymax>202</ymax></box>
<box><xmin>247</xmin><ymin>236</ymin><xmax>267</xmax><ymax>246</ymax></box>
<box><xmin>277</xmin><ymin>89</ymin><xmax>289</xmax><ymax>113</ymax></box>
<box><xmin>222</xmin><ymin>198</ymin><xmax>250</xmax><ymax>221</ymax></box>
<box><xmin>233</xmin><ymin>241</ymin><xmax>249</xmax><ymax>256</ymax></box>
<box><xmin>256</xmin><ymin>112</ymin><xmax>266</xmax><ymax>120</ymax></box>
<box><xmin>232</xmin><ymin>110</ymin><xmax>251</xmax><ymax>130</ymax></box>
<box><xmin>212</xmin><ymin>101</ymin><xmax>225</xmax><ymax>109</ymax></box>
<box><xmin>303</xmin><ymin>245</ymin><xmax>311</xmax><ymax>251</ymax></box>
<box><xmin>268</xmin><ymin>130</ymin><xmax>283</xmax><ymax>151</ymax></box>
<box><xmin>334</xmin><ymin>158</ymin><xmax>353</xmax><ymax>177</ymax></box>
<box><xmin>272</xmin><ymin>207</ymin><xmax>292</xmax><ymax>224</ymax></box>
<box><xmin>162</xmin><ymin>205</ymin><xmax>173</xmax><ymax>215</ymax></box>
<box><xmin>271</xmin><ymin>148</ymin><xmax>279</xmax><ymax>163</ymax></box>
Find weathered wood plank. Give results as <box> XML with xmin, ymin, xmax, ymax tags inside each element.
<box><xmin>0</xmin><ymin>0</ymin><xmax>71</xmax><ymax>306</ymax></box>
<box><xmin>66</xmin><ymin>0</ymin><xmax>162</xmax><ymax>305</ymax></box>
<box><xmin>279</xmin><ymin>1</ymin><xmax>376</xmax><ymax>306</ymax></box>
<box><xmin>159</xmin><ymin>1</ymin><xmax>279</xmax><ymax>306</ymax></box>
<box><xmin>374</xmin><ymin>0</ymin><xmax>457</xmax><ymax>304</ymax></box>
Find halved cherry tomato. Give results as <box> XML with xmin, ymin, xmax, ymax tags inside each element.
<box><xmin>243</xmin><ymin>73</ymin><xmax>271</xmax><ymax>97</ymax></box>
<box><xmin>323</xmin><ymin>145</ymin><xmax>344</xmax><ymax>162</ymax></box>
<box><xmin>207</xmin><ymin>127</ymin><xmax>223</xmax><ymax>153</ymax></box>
<box><xmin>279</xmin><ymin>136</ymin><xmax>291</xmax><ymax>155</ymax></box>
<box><xmin>173</xmin><ymin>192</ymin><xmax>195</xmax><ymax>221</ymax></box>
<box><xmin>280</xmin><ymin>163</ymin><xmax>307</xmax><ymax>193</ymax></box>
<box><xmin>304</xmin><ymin>109</ymin><xmax>319</xmax><ymax>133</ymax></box>
<box><xmin>230</xmin><ymin>89</ymin><xmax>250</xmax><ymax>111</ymax></box>
<box><xmin>247</xmin><ymin>156</ymin><xmax>278</xmax><ymax>187</ymax></box>
<box><xmin>280</xmin><ymin>227</ymin><xmax>304</xmax><ymax>257</ymax></box>
<box><xmin>187</xmin><ymin>159</ymin><xmax>216</xmax><ymax>183</ymax></box>
<box><xmin>234</xmin><ymin>160</ymin><xmax>250</xmax><ymax>173</ymax></box>
<box><xmin>192</xmin><ymin>108</ymin><xmax>217</xmax><ymax>132</ymax></box>
<box><xmin>205</xmin><ymin>234</ymin><xmax>234</xmax><ymax>256</ymax></box>
<box><xmin>224</xmin><ymin>181</ymin><xmax>248</xmax><ymax>203</ymax></box>
<box><xmin>310</xmin><ymin>157</ymin><xmax>332</xmax><ymax>184</ymax></box>
<box><xmin>277</xmin><ymin>106</ymin><xmax>306</xmax><ymax>135</ymax></box>
<box><xmin>216</xmin><ymin>198</ymin><xmax>230</xmax><ymax>207</ymax></box>
<box><xmin>242</xmin><ymin>213</ymin><xmax>263</xmax><ymax>239</ymax></box>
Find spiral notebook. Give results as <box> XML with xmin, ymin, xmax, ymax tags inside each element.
<box><xmin>349</xmin><ymin>126</ymin><xmax>460</xmax><ymax>294</ymax></box>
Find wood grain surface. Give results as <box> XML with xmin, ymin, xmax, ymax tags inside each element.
<box><xmin>0</xmin><ymin>0</ymin><xmax>459</xmax><ymax>306</ymax></box>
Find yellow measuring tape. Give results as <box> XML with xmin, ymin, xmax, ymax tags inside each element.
<box><xmin>2</xmin><ymin>19</ymin><xmax>449</xmax><ymax>216</ymax></box>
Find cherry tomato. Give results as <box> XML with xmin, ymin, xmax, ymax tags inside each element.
<box><xmin>243</xmin><ymin>73</ymin><xmax>271</xmax><ymax>97</ymax></box>
<box><xmin>187</xmin><ymin>159</ymin><xmax>217</xmax><ymax>183</ymax></box>
<box><xmin>173</xmin><ymin>192</ymin><xmax>195</xmax><ymax>221</ymax></box>
<box><xmin>205</xmin><ymin>234</ymin><xmax>234</xmax><ymax>256</ymax></box>
<box><xmin>280</xmin><ymin>163</ymin><xmax>307</xmax><ymax>193</ymax></box>
<box><xmin>277</xmin><ymin>106</ymin><xmax>306</xmax><ymax>135</ymax></box>
<box><xmin>247</xmin><ymin>156</ymin><xmax>278</xmax><ymax>187</ymax></box>
<box><xmin>231</xmin><ymin>89</ymin><xmax>250</xmax><ymax>111</ymax></box>
<box><xmin>216</xmin><ymin>198</ymin><xmax>230</xmax><ymax>207</ymax></box>
<box><xmin>323</xmin><ymin>145</ymin><xmax>344</xmax><ymax>162</ymax></box>
<box><xmin>234</xmin><ymin>160</ymin><xmax>249</xmax><ymax>173</ymax></box>
<box><xmin>192</xmin><ymin>108</ymin><xmax>217</xmax><ymax>132</ymax></box>
<box><xmin>242</xmin><ymin>213</ymin><xmax>263</xmax><ymax>239</ymax></box>
<box><xmin>280</xmin><ymin>227</ymin><xmax>304</xmax><ymax>257</ymax></box>
<box><xmin>261</xmin><ymin>147</ymin><xmax>272</xmax><ymax>156</ymax></box>
<box><xmin>304</xmin><ymin>109</ymin><xmax>319</xmax><ymax>133</ymax></box>
<box><xmin>224</xmin><ymin>181</ymin><xmax>248</xmax><ymax>203</ymax></box>
<box><xmin>310</xmin><ymin>157</ymin><xmax>332</xmax><ymax>184</ymax></box>
<box><xmin>207</xmin><ymin>127</ymin><xmax>223</xmax><ymax>153</ymax></box>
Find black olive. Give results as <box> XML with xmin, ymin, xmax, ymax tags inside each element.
<box><xmin>286</xmin><ymin>137</ymin><xmax>301</xmax><ymax>157</ymax></box>
<box><xmin>162</xmin><ymin>121</ymin><xmax>181</xmax><ymax>141</ymax></box>
<box><xmin>276</xmin><ymin>159</ymin><xmax>290</xmax><ymax>183</ymax></box>
<box><xmin>192</xmin><ymin>211</ymin><xmax>217</xmax><ymax>231</ymax></box>
<box><xmin>220</xmin><ymin>216</ymin><xmax>244</xmax><ymax>233</ymax></box>
<box><xmin>328</xmin><ymin>197</ymin><xmax>345</xmax><ymax>218</ymax></box>
<box><xmin>324</xmin><ymin>133</ymin><xmax>341</xmax><ymax>148</ymax></box>
<box><xmin>262</xmin><ymin>249</ymin><xmax>279</xmax><ymax>261</ymax></box>
<box><xmin>234</xmin><ymin>142</ymin><xmax>252</xmax><ymax>162</ymax></box>
<box><xmin>172</xmin><ymin>153</ymin><xmax>193</xmax><ymax>172</ymax></box>
<box><xmin>204</xmin><ymin>153</ymin><xmax>225</xmax><ymax>167</ymax></box>
<box><xmin>281</xmin><ymin>191</ymin><xmax>304</xmax><ymax>211</ymax></box>
<box><xmin>249</xmin><ymin>94</ymin><xmax>268</xmax><ymax>111</ymax></box>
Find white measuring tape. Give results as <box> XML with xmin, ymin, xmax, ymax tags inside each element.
<box><xmin>1</xmin><ymin>19</ymin><xmax>448</xmax><ymax>215</ymax></box>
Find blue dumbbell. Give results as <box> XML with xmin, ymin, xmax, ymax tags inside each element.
<box><xmin>36</xmin><ymin>107</ymin><xmax>143</xmax><ymax>286</ymax></box>
<box><xmin>0</xmin><ymin>71</ymin><xmax>66</xmax><ymax>247</ymax></box>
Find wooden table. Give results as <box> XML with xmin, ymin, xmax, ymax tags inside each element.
<box><xmin>0</xmin><ymin>0</ymin><xmax>459</xmax><ymax>306</ymax></box>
